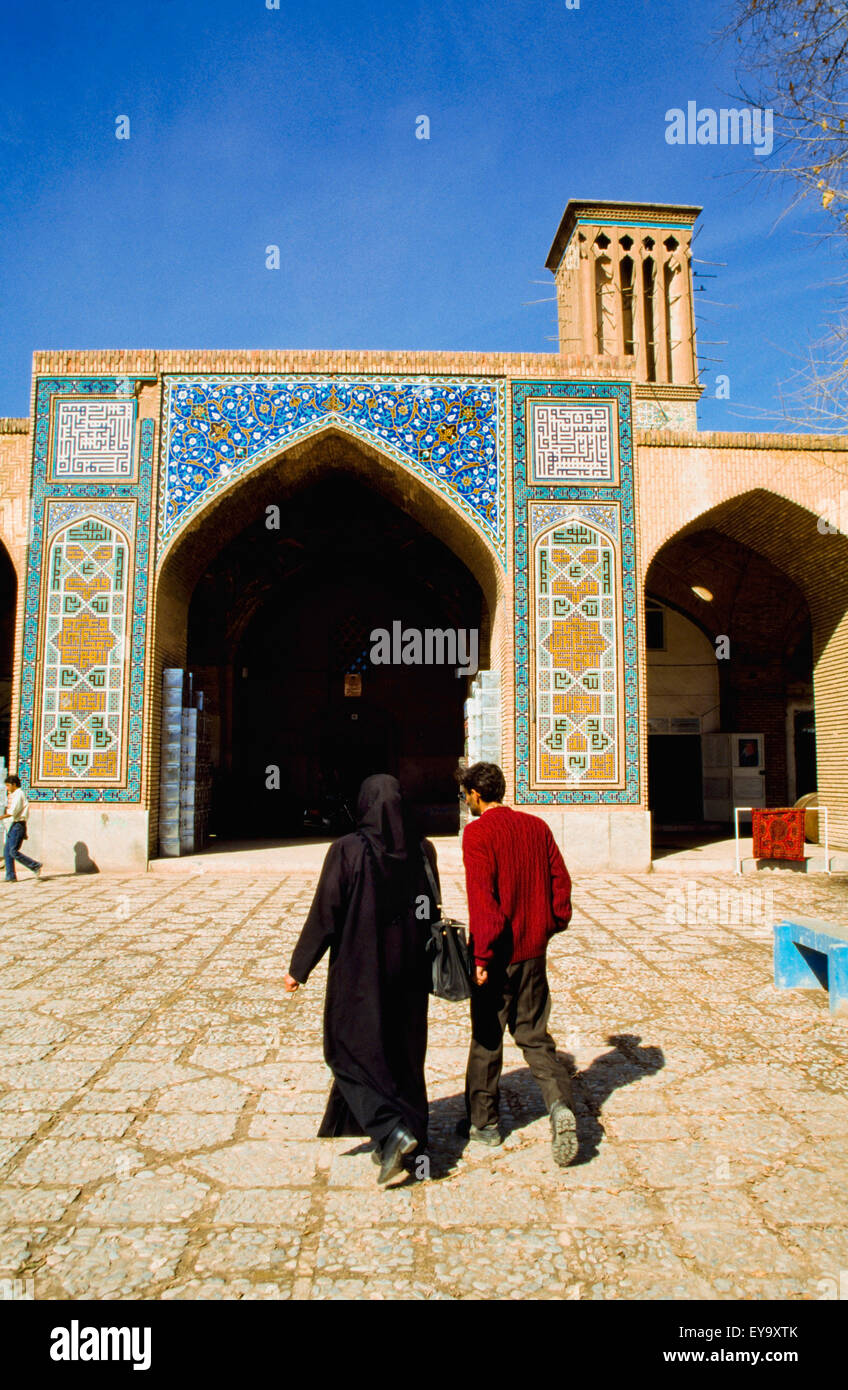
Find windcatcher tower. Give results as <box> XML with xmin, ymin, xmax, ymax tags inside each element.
<box><xmin>546</xmin><ymin>199</ymin><xmax>702</xmax><ymax>430</ymax></box>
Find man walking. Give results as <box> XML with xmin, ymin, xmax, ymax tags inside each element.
<box><xmin>2</xmin><ymin>775</ymin><xmax>42</xmax><ymax>883</ymax></box>
<box><xmin>458</xmin><ymin>761</ymin><xmax>577</xmax><ymax>1166</ymax></box>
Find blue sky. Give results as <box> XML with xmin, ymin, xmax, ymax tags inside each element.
<box><xmin>0</xmin><ymin>0</ymin><xmax>838</xmax><ymax>429</ymax></box>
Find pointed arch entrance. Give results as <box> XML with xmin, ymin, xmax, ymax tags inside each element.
<box><xmin>151</xmin><ymin>428</ymin><xmax>504</xmax><ymax>853</ymax></box>
<box><xmin>645</xmin><ymin>487</ymin><xmax>848</xmax><ymax>854</ymax></box>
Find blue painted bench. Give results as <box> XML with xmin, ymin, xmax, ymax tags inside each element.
<box><xmin>773</xmin><ymin>916</ymin><xmax>848</xmax><ymax>1017</ymax></box>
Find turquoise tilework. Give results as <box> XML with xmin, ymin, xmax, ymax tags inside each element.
<box><xmin>19</xmin><ymin>378</ymin><xmax>153</xmax><ymax>802</ymax></box>
<box><xmin>512</xmin><ymin>380</ymin><xmax>640</xmax><ymax>804</ymax></box>
<box><xmin>160</xmin><ymin>375</ymin><xmax>506</xmax><ymax>561</ymax></box>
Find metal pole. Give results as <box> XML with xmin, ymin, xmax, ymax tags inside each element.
<box><xmin>735</xmin><ymin>807</ymin><xmax>754</xmax><ymax>876</ymax></box>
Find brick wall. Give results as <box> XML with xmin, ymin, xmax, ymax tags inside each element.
<box><xmin>32</xmin><ymin>347</ymin><xmax>638</xmax><ymax>382</ymax></box>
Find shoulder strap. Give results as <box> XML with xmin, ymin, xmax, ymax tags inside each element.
<box><xmin>420</xmin><ymin>842</ymin><xmax>441</xmax><ymax>910</ymax></box>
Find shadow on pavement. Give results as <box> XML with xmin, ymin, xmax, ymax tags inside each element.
<box><xmin>351</xmin><ymin>1032</ymin><xmax>665</xmax><ymax>1183</ymax></box>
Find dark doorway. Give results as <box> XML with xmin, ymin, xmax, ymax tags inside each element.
<box><xmin>646</xmin><ymin>524</ymin><xmax>816</xmax><ymax>840</ymax></box>
<box><xmin>648</xmin><ymin>734</ymin><xmax>703</xmax><ymax>825</ymax></box>
<box><xmin>0</xmin><ymin>545</ymin><xmax>16</xmax><ymax>767</ymax></box>
<box><xmin>187</xmin><ymin>474</ymin><xmax>485</xmax><ymax>839</ymax></box>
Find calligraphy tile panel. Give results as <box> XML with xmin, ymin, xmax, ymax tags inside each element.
<box><xmin>529</xmin><ymin>399</ymin><xmax>618</xmax><ymax>485</ymax></box>
<box><xmin>52</xmin><ymin>399</ymin><xmax>137</xmax><ymax>479</ymax></box>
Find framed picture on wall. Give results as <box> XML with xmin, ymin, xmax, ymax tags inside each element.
<box><xmin>737</xmin><ymin>737</ymin><xmax>761</xmax><ymax>768</ymax></box>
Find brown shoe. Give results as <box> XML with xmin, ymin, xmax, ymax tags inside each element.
<box><xmin>468</xmin><ymin>1123</ymin><xmax>502</xmax><ymax>1147</ymax></box>
<box><xmin>550</xmin><ymin>1101</ymin><xmax>578</xmax><ymax>1167</ymax></box>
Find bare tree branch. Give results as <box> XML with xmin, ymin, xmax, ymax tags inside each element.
<box><xmin>723</xmin><ymin>1</ymin><xmax>848</xmax><ymax>426</ymax></box>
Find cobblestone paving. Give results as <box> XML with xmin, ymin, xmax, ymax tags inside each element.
<box><xmin>0</xmin><ymin>867</ymin><xmax>847</xmax><ymax>1300</ymax></box>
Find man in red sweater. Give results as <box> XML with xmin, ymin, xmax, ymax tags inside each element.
<box><xmin>458</xmin><ymin>761</ymin><xmax>578</xmax><ymax>1166</ymax></box>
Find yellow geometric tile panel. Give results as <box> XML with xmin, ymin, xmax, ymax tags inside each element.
<box><xmin>550</xmin><ymin>574</ymin><xmax>599</xmax><ymax>603</ymax></box>
<box><xmin>54</xmin><ymin>613</ymin><xmax>116</xmax><ymax>673</ymax></box>
<box><xmin>543</xmin><ymin>612</ymin><xmax>606</xmax><ymax>671</ymax></box>
<box><xmin>59</xmin><ymin>691</ymin><xmax>105</xmax><ymax>712</ymax></box>
<box><xmin>534</xmin><ymin>517</ymin><xmax>618</xmax><ymax>786</ymax></box>
<box><xmin>552</xmin><ymin>690</ymin><xmax>600</xmax><ymax>717</ymax></box>
<box><xmin>38</xmin><ymin>517</ymin><xmax>128</xmax><ymax>783</ymax></box>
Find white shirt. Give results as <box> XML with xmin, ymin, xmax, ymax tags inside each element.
<box><xmin>5</xmin><ymin>789</ymin><xmax>28</xmax><ymax>823</ymax></box>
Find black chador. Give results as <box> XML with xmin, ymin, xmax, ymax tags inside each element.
<box><xmin>289</xmin><ymin>774</ymin><xmax>438</xmax><ymax>1150</ymax></box>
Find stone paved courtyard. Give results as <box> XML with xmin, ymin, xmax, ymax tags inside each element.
<box><xmin>1</xmin><ymin>861</ymin><xmax>847</xmax><ymax>1301</ymax></box>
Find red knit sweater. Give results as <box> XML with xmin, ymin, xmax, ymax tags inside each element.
<box><xmin>462</xmin><ymin>804</ymin><xmax>572</xmax><ymax>967</ymax></box>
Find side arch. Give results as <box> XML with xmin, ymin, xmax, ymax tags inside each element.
<box><xmin>643</xmin><ymin>488</ymin><xmax>848</xmax><ymax>843</ymax></box>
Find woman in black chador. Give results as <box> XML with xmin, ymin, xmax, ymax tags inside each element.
<box><xmin>284</xmin><ymin>774</ymin><xmax>438</xmax><ymax>1186</ymax></box>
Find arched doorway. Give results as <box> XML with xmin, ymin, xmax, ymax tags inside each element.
<box><xmin>153</xmin><ymin>430</ymin><xmax>500</xmax><ymax>851</ymax></box>
<box><xmin>645</xmin><ymin>496</ymin><xmax>830</xmax><ymax>855</ymax></box>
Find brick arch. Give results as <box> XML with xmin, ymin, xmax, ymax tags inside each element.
<box><xmin>637</xmin><ymin>431</ymin><xmax>848</xmax><ymax>572</ymax></box>
<box><xmin>642</xmin><ymin>487</ymin><xmax>847</xmax><ymax>642</ymax></box>
<box><xmin>643</xmin><ymin>487</ymin><xmax>848</xmax><ymax>844</ymax></box>
<box><xmin>645</xmin><ymin>526</ymin><xmax>811</xmax><ymax>662</ymax></box>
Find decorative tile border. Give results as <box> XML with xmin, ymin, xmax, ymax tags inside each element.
<box><xmin>512</xmin><ymin>380</ymin><xmax>640</xmax><ymax>804</ymax></box>
<box><xmin>529</xmin><ymin>500</ymin><xmax>620</xmax><ymax>543</ymax></box>
<box><xmin>19</xmin><ymin>378</ymin><xmax>153</xmax><ymax>802</ymax></box>
<box><xmin>529</xmin><ymin>502</ymin><xmax>624</xmax><ymax>788</ymax></box>
<box><xmin>159</xmin><ymin>375</ymin><xmax>506</xmax><ymax>562</ymax></box>
<box><xmin>44</xmin><ymin>499</ymin><xmax>137</xmax><ymax>538</ymax></box>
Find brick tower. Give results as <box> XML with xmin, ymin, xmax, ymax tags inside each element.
<box><xmin>546</xmin><ymin>199</ymin><xmax>702</xmax><ymax>429</ymax></box>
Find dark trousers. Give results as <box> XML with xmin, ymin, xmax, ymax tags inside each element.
<box><xmin>465</xmin><ymin>955</ymin><xmax>572</xmax><ymax>1129</ymax></box>
<box><xmin>4</xmin><ymin>823</ymin><xmax>39</xmax><ymax>882</ymax></box>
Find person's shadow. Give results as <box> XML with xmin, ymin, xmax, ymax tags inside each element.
<box><xmin>73</xmin><ymin>842</ymin><xmax>99</xmax><ymax>874</ymax></box>
<box><xmin>417</xmin><ymin>1033</ymin><xmax>665</xmax><ymax>1181</ymax></box>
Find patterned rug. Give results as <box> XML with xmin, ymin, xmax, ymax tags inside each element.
<box><xmin>752</xmin><ymin>808</ymin><xmax>806</xmax><ymax>861</ymax></box>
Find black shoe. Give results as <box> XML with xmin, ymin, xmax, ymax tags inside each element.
<box><xmin>468</xmin><ymin>1123</ymin><xmax>502</xmax><ymax>1147</ymax></box>
<box><xmin>377</xmin><ymin>1124</ymin><xmax>418</xmax><ymax>1186</ymax></box>
<box><xmin>550</xmin><ymin>1101</ymin><xmax>578</xmax><ymax>1167</ymax></box>
<box><xmin>370</xmin><ymin>1144</ymin><xmax>382</xmax><ymax>1166</ymax></box>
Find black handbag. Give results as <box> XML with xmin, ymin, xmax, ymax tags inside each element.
<box><xmin>421</xmin><ymin>848</ymin><xmax>474</xmax><ymax>1002</ymax></box>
